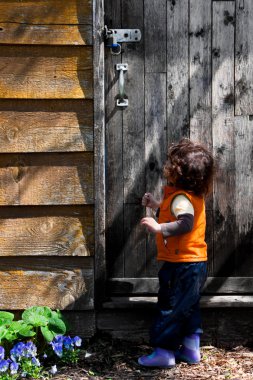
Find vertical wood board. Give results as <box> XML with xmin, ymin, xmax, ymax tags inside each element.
<box><xmin>235</xmin><ymin>116</ymin><xmax>253</xmax><ymax>275</ymax></box>
<box><xmin>167</xmin><ymin>0</ymin><xmax>189</xmax><ymax>143</ymax></box>
<box><xmin>212</xmin><ymin>1</ymin><xmax>236</xmax><ymax>276</ymax></box>
<box><xmin>104</xmin><ymin>0</ymin><xmax>124</xmax><ymax>278</ymax></box>
<box><xmin>144</xmin><ymin>0</ymin><xmax>167</xmax><ymax>73</ymax></box>
<box><xmin>235</xmin><ymin>0</ymin><xmax>253</xmax><ymax>115</ymax></box>
<box><xmin>122</xmin><ymin>0</ymin><xmax>145</xmax><ymax>203</ymax></box>
<box><xmin>189</xmin><ymin>0</ymin><xmax>212</xmax><ymax>148</ymax></box>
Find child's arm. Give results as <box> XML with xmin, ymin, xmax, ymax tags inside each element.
<box><xmin>141</xmin><ymin>194</ymin><xmax>194</xmax><ymax>236</ymax></box>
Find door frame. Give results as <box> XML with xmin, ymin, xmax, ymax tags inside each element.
<box><xmin>93</xmin><ymin>0</ymin><xmax>106</xmax><ymax>308</ymax></box>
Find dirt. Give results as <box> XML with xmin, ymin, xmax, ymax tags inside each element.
<box><xmin>53</xmin><ymin>334</ymin><xmax>253</xmax><ymax>380</ymax></box>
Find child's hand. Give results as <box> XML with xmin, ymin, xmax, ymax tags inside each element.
<box><xmin>142</xmin><ymin>193</ymin><xmax>160</xmax><ymax>209</ymax></box>
<box><xmin>141</xmin><ymin>217</ymin><xmax>162</xmax><ymax>234</ymax></box>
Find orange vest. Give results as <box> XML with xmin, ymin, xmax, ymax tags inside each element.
<box><xmin>156</xmin><ymin>186</ymin><xmax>207</xmax><ymax>263</ymax></box>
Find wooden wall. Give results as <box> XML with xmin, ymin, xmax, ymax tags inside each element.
<box><xmin>104</xmin><ymin>0</ymin><xmax>253</xmax><ymax>295</ymax></box>
<box><xmin>0</xmin><ymin>0</ymin><xmax>95</xmax><ymax>330</ymax></box>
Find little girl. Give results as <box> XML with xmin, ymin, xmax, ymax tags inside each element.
<box><xmin>138</xmin><ymin>139</ymin><xmax>214</xmax><ymax>368</ymax></box>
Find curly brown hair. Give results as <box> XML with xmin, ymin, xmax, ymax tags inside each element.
<box><xmin>163</xmin><ymin>139</ymin><xmax>214</xmax><ymax>196</ymax></box>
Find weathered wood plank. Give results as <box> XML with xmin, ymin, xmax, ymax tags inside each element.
<box><xmin>206</xmin><ymin>210</ymin><xmax>214</xmax><ymax>276</ymax></box>
<box><xmin>212</xmin><ymin>1</ymin><xmax>236</xmax><ymax>276</ymax></box>
<box><xmin>124</xmin><ymin>204</ymin><xmax>146</xmax><ymax>278</ymax></box>
<box><xmin>0</xmin><ymin>207</ymin><xmax>94</xmax><ymax>256</ymax></box>
<box><xmin>235</xmin><ymin>0</ymin><xmax>253</xmax><ymax>115</ymax></box>
<box><xmin>108</xmin><ymin>277</ymin><xmax>253</xmax><ymax>295</ymax></box>
<box><xmin>167</xmin><ymin>0</ymin><xmax>189</xmax><ymax>142</ymax></box>
<box><xmin>0</xmin><ymin>153</ymin><xmax>93</xmax><ymax>205</ymax></box>
<box><xmin>0</xmin><ymin>0</ymin><xmax>92</xmax><ymax>24</ymax></box>
<box><xmin>189</xmin><ymin>0</ymin><xmax>212</xmax><ymax>147</ymax></box>
<box><xmin>103</xmin><ymin>295</ymin><xmax>253</xmax><ymax>309</ymax></box>
<box><xmin>0</xmin><ymin>24</ymin><xmax>92</xmax><ymax>46</ymax></box>
<box><xmin>94</xmin><ymin>0</ymin><xmax>106</xmax><ymax>307</ymax></box>
<box><xmin>235</xmin><ymin>116</ymin><xmax>253</xmax><ymax>275</ymax></box>
<box><xmin>0</xmin><ymin>100</ymin><xmax>93</xmax><ymax>152</ymax></box>
<box><xmin>104</xmin><ymin>0</ymin><xmax>124</xmax><ymax>278</ymax></box>
<box><xmin>122</xmin><ymin>0</ymin><xmax>145</xmax><ymax>203</ymax></box>
<box><xmin>97</xmin><ymin>308</ymin><xmax>253</xmax><ymax>346</ymax></box>
<box><xmin>0</xmin><ymin>46</ymin><xmax>93</xmax><ymax>99</ymax></box>
<box><xmin>0</xmin><ymin>257</ymin><xmax>94</xmax><ymax>310</ymax></box>
<box><xmin>144</xmin><ymin>0</ymin><xmax>167</xmax><ymax>73</ymax></box>
<box><xmin>145</xmin><ymin>73</ymin><xmax>167</xmax><ymax>277</ymax></box>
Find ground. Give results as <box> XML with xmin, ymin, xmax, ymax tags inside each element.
<box><xmin>53</xmin><ymin>334</ymin><xmax>253</xmax><ymax>380</ymax></box>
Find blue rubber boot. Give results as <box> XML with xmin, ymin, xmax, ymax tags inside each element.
<box><xmin>138</xmin><ymin>347</ymin><xmax>175</xmax><ymax>368</ymax></box>
<box><xmin>175</xmin><ymin>334</ymin><xmax>200</xmax><ymax>364</ymax></box>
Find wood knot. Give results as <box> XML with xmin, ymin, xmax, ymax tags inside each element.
<box><xmin>6</xmin><ymin>127</ymin><xmax>18</xmax><ymax>142</ymax></box>
<box><xmin>224</xmin><ymin>10</ymin><xmax>235</xmax><ymax>26</ymax></box>
<box><xmin>11</xmin><ymin>160</ymin><xmax>26</xmax><ymax>183</ymax></box>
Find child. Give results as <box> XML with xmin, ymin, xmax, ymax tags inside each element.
<box><xmin>138</xmin><ymin>138</ymin><xmax>214</xmax><ymax>368</ymax></box>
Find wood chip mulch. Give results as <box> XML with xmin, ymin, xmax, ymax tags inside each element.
<box><xmin>53</xmin><ymin>335</ymin><xmax>253</xmax><ymax>380</ymax></box>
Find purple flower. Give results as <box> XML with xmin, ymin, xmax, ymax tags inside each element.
<box><xmin>53</xmin><ymin>335</ymin><xmax>64</xmax><ymax>344</ymax></box>
<box><xmin>0</xmin><ymin>359</ymin><xmax>9</xmax><ymax>372</ymax></box>
<box><xmin>0</xmin><ymin>347</ymin><xmax>5</xmax><ymax>361</ymax></box>
<box><xmin>50</xmin><ymin>341</ymin><xmax>63</xmax><ymax>358</ymax></box>
<box><xmin>10</xmin><ymin>361</ymin><xmax>19</xmax><ymax>375</ymax></box>
<box><xmin>10</xmin><ymin>342</ymin><xmax>26</xmax><ymax>360</ymax></box>
<box><xmin>25</xmin><ymin>342</ymin><xmax>37</xmax><ymax>358</ymax></box>
<box><xmin>73</xmin><ymin>336</ymin><xmax>82</xmax><ymax>347</ymax></box>
<box><xmin>31</xmin><ymin>357</ymin><xmax>40</xmax><ymax>367</ymax></box>
<box><xmin>63</xmin><ymin>336</ymin><xmax>73</xmax><ymax>350</ymax></box>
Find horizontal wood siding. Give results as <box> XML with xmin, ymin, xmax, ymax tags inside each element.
<box><xmin>0</xmin><ymin>257</ymin><xmax>94</xmax><ymax>310</ymax></box>
<box><xmin>0</xmin><ymin>0</ymin><xmax>94</xmax><ymax>311</ymax></box>
<box><xmin>0</xmin><ymin>46</ymin><xmax>93</xmax><ymax>99</ymax></box>
<box><xmin>0</xmin><ymin>100</ymin><xmax>93</xmax><ymax>153</ymax></box>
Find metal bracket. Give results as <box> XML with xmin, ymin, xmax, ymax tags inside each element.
<box><xmin>116</xmin><ymin>63</ymin><xmax>128</xmax><ymax>107</ymax></box>
<box><xmin>104</xmin><ymin>25</ymin><xmax>141</xmax><ymax>55</ymax></box>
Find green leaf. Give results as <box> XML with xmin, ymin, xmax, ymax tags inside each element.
<box><xmin>40</xmin><ymin>326</ymin><xmax>54</xmax><ymax>342</ymax></box>
<box><xmin>18</xmin><ymin>325</ymin><xmax>36</xmax><ymax>338</ymax></box>
<box><xmin>22</xmin><ymin>306</ymin><xmax>52</xmax><ymax>327</ymax></box>
<box><xmin>0</xmin><ymin>325</ymin><xmax>7</xmax><ymax>342</ymax></box>
<box><xmin>0</xmin><ymin>311</ymin><xmax>14</xmax><ymax>326</ymax></box>
<box><xmin>48</xmin><ymin>317</ymin><xmax>66</xmax><ymax>335</ymax></box>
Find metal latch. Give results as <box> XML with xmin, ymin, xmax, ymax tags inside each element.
<box><xmin>104</xmin><ymin>25</ymin><xmax>141</xmax><ymax>55</ymax></box>
<box><xmin>116</xmin><ymin>63</ymin><xmax>128</xmax><ymax>107</ymax></box>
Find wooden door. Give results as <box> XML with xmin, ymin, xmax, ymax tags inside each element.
<box><xmin>104</xmin><ymin>0</ymin><xmax>253</xmax><ymax>298</ymax></box>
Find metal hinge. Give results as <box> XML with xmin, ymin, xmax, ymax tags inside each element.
<box><xmin>104</xmin><ymin>25</ymin><xmax>141</xmax><ymax>55</ymax></box>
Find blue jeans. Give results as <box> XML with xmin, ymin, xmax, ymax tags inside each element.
<box><xmin>150</xmin><ymin>261</ymin><xmax>207</xmax><ymax>350</ymax></box>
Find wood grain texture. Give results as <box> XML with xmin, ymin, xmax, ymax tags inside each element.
<box><xmin>0</xmin><ymin>153</ymin><xmax>93</xmax><ymax>205</ymax></box>
<box><xmin>122</xmin><ymin>0</ymin><xmax>145</xmax><ymax>203</ymax></box>
<box><xmin>0</xmin><ymin>100</ymin><xmax>93</xmax><ymax>152</ymax></box>
<box><xmin>0</xmin><ymin>24</ymin><xmax>92</xmax><ymax>46</ymax></box>
<box><xmin>235</xmin><ymin>0</ymin><xmax>253</xmax><ymax>115</ymax></box>
<box><xmin>0</xmin><ymin>46</ymin><xmax>93</xmax><ymax>99</ymax></box>
<box><xmin>124</xmin><ymin>204</ymin><xmax>146</xmax><ymax>278</ymax></box>
<box><xmin>104</xmin><ymin>0</ymin><xmax>124</xmax><ymax>278</ymax></box>
<box><xmin>167</xmin><ymin>0</ymin><xmax>189</xmax><ymax>143</ymax></box>
<box><xmin>235</xmin><ymin>116</ymin><xmax>253</xmax><ymax>275</ymax></box>
<box><xmin>212</xmin><ymin>1</ymin><xmax>236</xmax><ymax>276</ymax></box>
<box><xmin>108</xmin><ymin>277</ymin><xmax>253</xmax><ymax>295</ymax></box>
<box><xmin>145</xmin><ymin>73</ymin><xmax>167</xmax><ymax>277</ymax></box>
<box><xmin>0</xmin><ymin>207</ymin><xmax>94</xmax><ymax>256</ymax></box>
<box><xmin>0</xmin><ymin>257</ymin><xmax>94</xmax><ymax>310</ymax></box>
<box><xmin>189</xmin><ymin>0</ymin><xmax>212</xmax><ymax>147</ymax></box>
<box><xmin>0</xmin><ymin>0</ymin><xmax>92</xmax><ymax>24</ymax></box>
<box><xmin>144</xmin><ymin>0</ymin><xmax>167</xmax><ymax>73</ymax></box>
<box><xmin>93</xmin><ymin>0</ymin><xmax>106</xmax><ymax>307</ymax></box>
